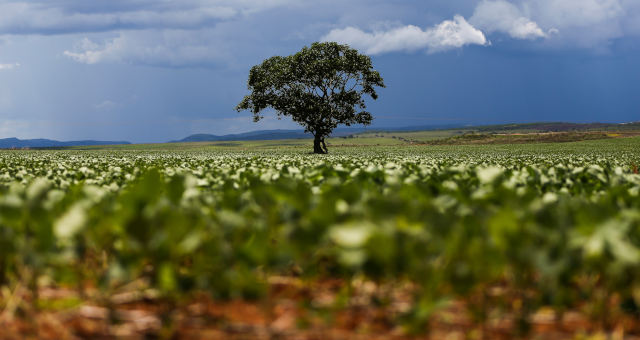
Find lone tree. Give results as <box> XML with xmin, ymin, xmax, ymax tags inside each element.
<box><xmin>236</xmin><ymin>42</ymin><xmax>385</xmax><ymax>154</ymax></box>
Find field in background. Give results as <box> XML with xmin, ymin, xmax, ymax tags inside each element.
<box><xmin>66</xmin><ymin>121</ymin><xmax>640</xmax><ymax>151</ymax></box>
<box><xmin>70</xmin><ymin>133</ymin><xmax>640</xmax><ymax>153</ymax></box>
<box><xmin>2</xmin><ymin>136</ymin><xmax>640</xmax><ymax>338</ymax></box>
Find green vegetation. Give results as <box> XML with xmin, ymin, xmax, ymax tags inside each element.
<box><xmin>1</xmin><ymin>137</ymin><xmax>640</xmax><ymax>338</ymax></box>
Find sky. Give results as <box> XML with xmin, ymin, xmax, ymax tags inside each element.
<box><xmin>0</xmin><ymin>0</ymin><xmax>639</xmax><ymax>143</ymax></box>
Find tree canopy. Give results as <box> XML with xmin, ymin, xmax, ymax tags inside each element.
<box><xmin>236</xmin><ymin>42</ymin><xmax>385</xmax><ymax>154</ymax></box>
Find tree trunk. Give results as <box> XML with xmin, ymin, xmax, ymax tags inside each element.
<box><xmin>321</xmin><ymin>137</ymin><xmax>328</xmax><ymax>154</ymax></box>
<box><xmin>313</xmin><ymin>135</ymin><xmax>327</xmax><ymax>154</ymax></box>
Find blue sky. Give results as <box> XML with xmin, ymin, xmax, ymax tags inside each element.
<box><xmin>0</xmin><ymin>0</ymin><xmax>639</xmax><ymax>143</ymax></box>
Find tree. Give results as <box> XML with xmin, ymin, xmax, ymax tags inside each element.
<box><xmin>236</xmin><ymin>42</ymin><xmax>385</xmax><ymax>154</ymax></box>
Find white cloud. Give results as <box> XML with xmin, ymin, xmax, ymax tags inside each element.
<box><xmin>0</xmin><ymin>3</ymin><xmax>230</xmax><ymax>35</ymax></box>
<box><xmin>470</xmin><ymin>0</ymin><xmax>638</xmax><ymax>49</ymax></box>
<box><xmin>530</xmin><ymin>0</ymin><xmax>624</xmax><ymax>27</ymax></box>
<box><xmin>0</xmin><ymin>0</ymin><xmax>298</xmax><ymax>35</ymax></box>
<box><xmin>10</xmin><ymin>0</ymin><xmax>640</xmax><ymax>69</ymax></box>
<box><xmin>470</xmin><ymin>0</ymin><xmax>549</xmax><ymax>39</ymax></box>
<box><xmin>322</xmin><ymin>15</ymin><xmax>487</xmax><ymax>55</ymax></box>
<box><xmin>64</xmin><ymin>30</ymin><xmax>231</xmax><ymax>67</ymax></box>
<box><xmin>524</xmin><ymin>0</ymin><xmax>626</xmax><ymax>48</ymax></box>
<box><xmin>319</xmin><ymin>0</ymin><xmax>640</xmax><ymax>55</ymax></box>
<box><xmin>41</xmin><ymin>0</ymin><xmax>302</xmax><ymax>67</ymax></box>
<box><xmin>0</xmin><ymin>63</ymin><xmax>20</xmax><ymax>70</ymax></box>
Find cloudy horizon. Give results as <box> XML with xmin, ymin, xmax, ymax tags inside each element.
<box><xmin>0</xmin><ymin>0</ymin><xmax>639</xmax><ymax>143</ymax></box>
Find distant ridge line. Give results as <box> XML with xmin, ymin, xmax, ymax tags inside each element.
<box><xmin>2</xmin><ymin>121</ymin><xmax>637</xmax><ymax>147</ymax></box>
<box><xmin>170</xmin><ymin>121</ymin><xmax>640</xmax><ymax>143</ymax></box>
<box><xmin>170</xmin><ymin>124</ymin><xmax>466</xmax><ymax>143</ymax></box>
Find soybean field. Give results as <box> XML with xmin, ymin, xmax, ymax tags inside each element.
<box><xmin>1</xmin><ymin>137</ymin><xmax>640</xmax><ymax>339</ymax></box>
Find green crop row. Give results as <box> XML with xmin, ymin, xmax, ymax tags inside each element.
<box><xmin>0</xmin><ymin>146</ymin><xmax>640</xmax><ymax>334</ymax></box>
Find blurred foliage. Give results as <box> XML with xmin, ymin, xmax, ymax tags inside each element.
<box><xmin>0</xmin><ymin>143</ymin><xmax>640</xmax><ymax>333</ymax></box>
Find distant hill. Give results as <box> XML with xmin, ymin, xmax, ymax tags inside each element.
<box><xmin>4</xmin><ymin>122</ymin><xmax>635</xmax><ymax>148</ymax></box>
<box><xmin>174</xmin><ymin>130</ymin><xmax>310</xmax><ymax>143</ymax></box>
<box><xmin>0</xmin><ymin>138</ymin><xmax>131</xmax><ymax>149</ymax></box>
<box><xmin>171</xmin><ymin>128</ymin><xmax>369</xmax><ymax>143</ymax></box>
<box><xmin>170</xmin><ymin>125</ymin><xmax>469</xmax><ymax>143</ymax></box>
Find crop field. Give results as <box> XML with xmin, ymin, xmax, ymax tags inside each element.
<box><xmin>1</xmin><ymin>137</ymin><xmax>640</xmax><ymax>339</ymax></box>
